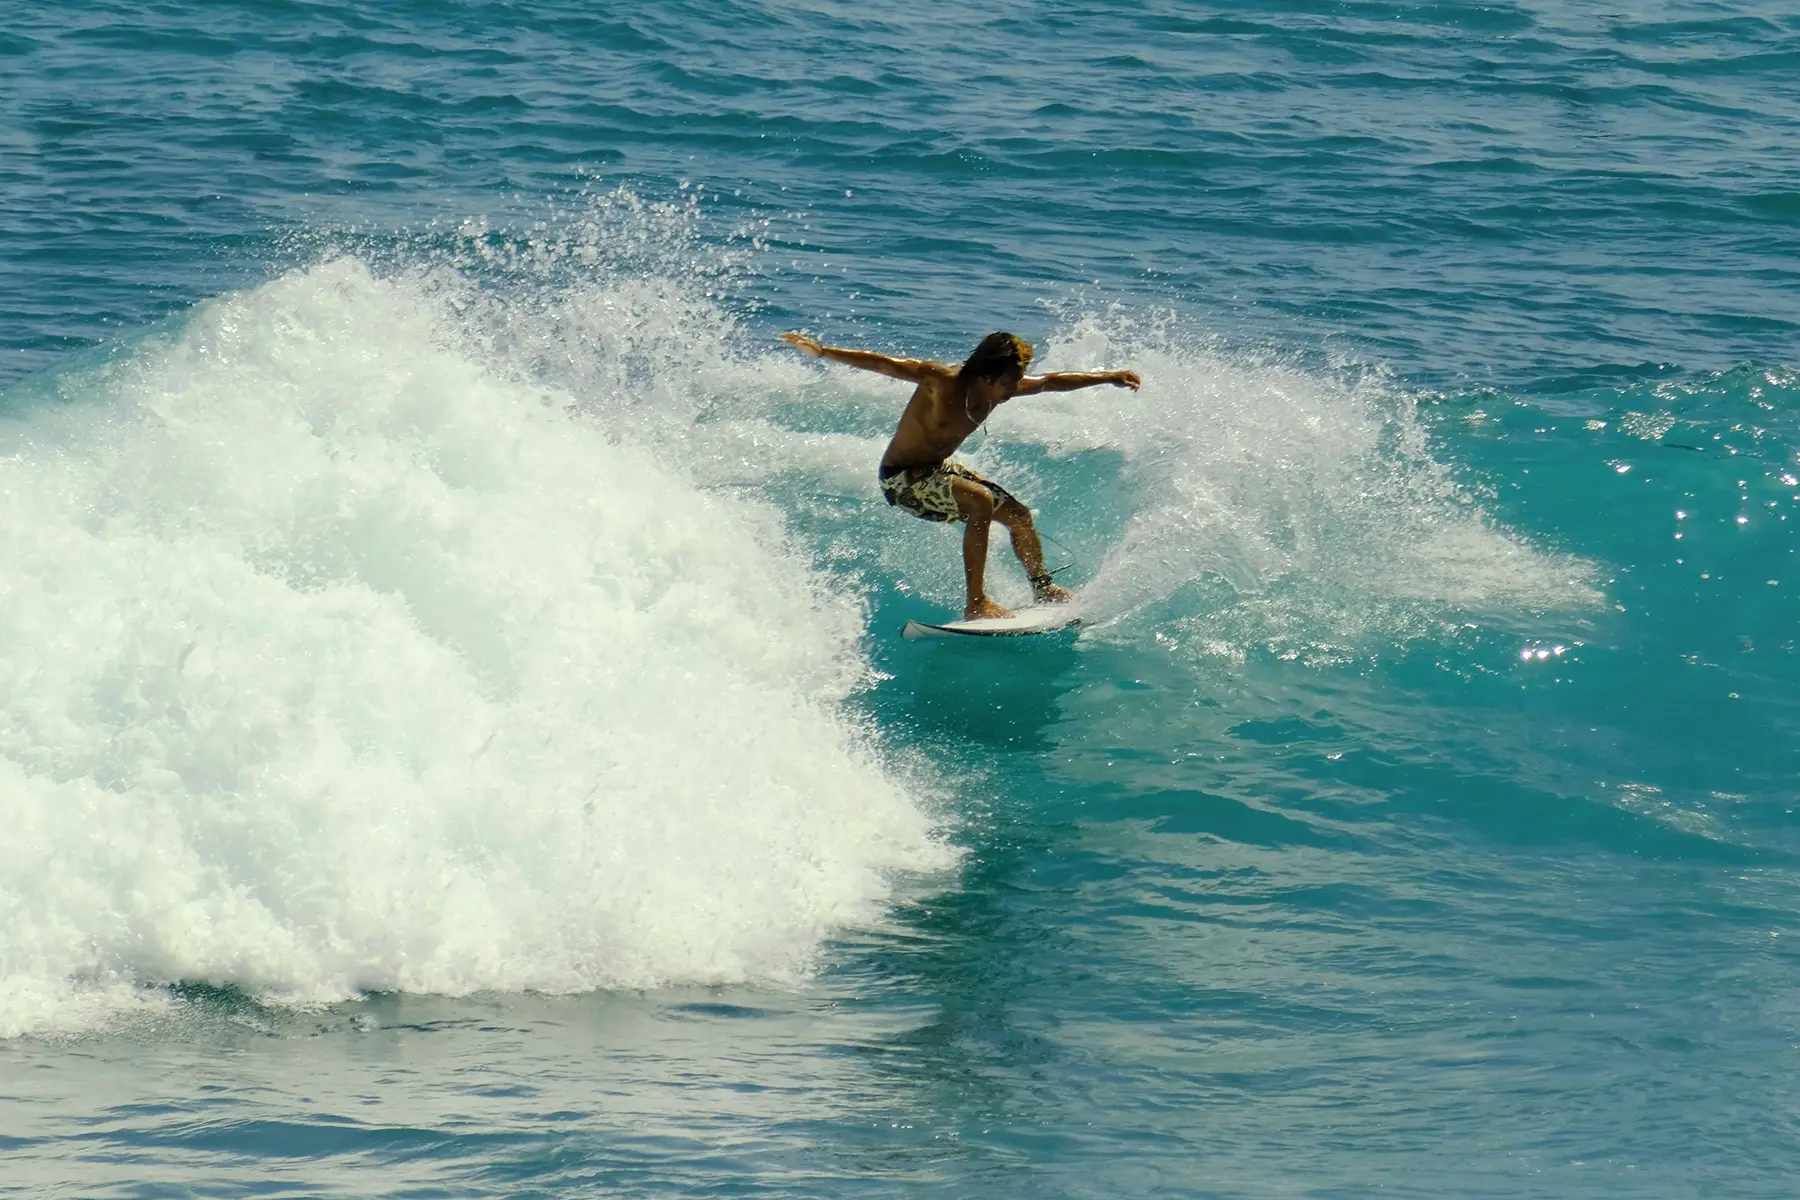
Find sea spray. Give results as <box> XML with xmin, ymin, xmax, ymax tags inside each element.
<box><xmin>993</xmin><ymin>314</ymin><xmax>1604</xmax><ymax>660</ymax></box>
<box><xmin>0</xmin><ymin>255</ymin><xmax>952</xmax><ymax>1038</ymax></box>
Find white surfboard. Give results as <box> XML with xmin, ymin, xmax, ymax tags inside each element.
<box><xmin>901</xmin><ymin>604</ymin><xmax>1081</xmax><ymax>640</ymax></box>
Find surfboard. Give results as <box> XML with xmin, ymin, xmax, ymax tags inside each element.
<box><xmin>901</xmin><ymin>604</ymin><xmax>1081</xmax><ymax>640</ymax></box>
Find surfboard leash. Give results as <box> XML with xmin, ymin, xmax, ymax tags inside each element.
<box><xmin>1037</xmin><ymin>526</ymin><xmax>1079</xmax><ymax>580</ymax></box>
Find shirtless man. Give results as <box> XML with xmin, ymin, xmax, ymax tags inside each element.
<box><xmin>781</xmin><ymin>330</ymin><xmax>1142</xmax><ymax>620</ymax></box>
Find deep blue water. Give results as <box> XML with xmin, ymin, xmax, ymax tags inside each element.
<box><xmin>4</xmin><ymin>2</ymin><xmax>1800</xmax><ymax>1196</ymax></box>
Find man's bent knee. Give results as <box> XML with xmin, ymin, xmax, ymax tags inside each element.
<box><xmin>994</xmin><ymin>496</ymin><xmax>1032</xmax><ymax>525</ymax></box>
<box><xmin>953</xmin><ymin>482</ymin><xmax>998</xmax><ymax>523</ymax></box>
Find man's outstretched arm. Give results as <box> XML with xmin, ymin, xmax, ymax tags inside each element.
<box><xmin>1016</xmin><ymin>370</ymin><xmax>1142</xmax><ymax>395</ymax></box>
<box><xmin>781</xmin><ymin>332</ymin><xmax>947</xmax><ymax>383</ymax></box>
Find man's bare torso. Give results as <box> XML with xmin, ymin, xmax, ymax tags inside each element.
<box><xmin>777</xmin><ymin>329</ymin><xmax>1138</xmax><ymax>476</ymax></box>
<box><xmin>880</xmin><ymin>371</ymin><xmax>993</xmax><ymax>471</ymax></box>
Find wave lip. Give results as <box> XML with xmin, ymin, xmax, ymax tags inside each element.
<box><xmin>0</xmin><ymin>257</ymin><xmax>951</xmax><ymax>1038</ymax></box>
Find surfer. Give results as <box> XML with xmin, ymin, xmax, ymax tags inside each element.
<box><xmin>781</xmin><ymin>330</ymin><xmax>1141</xmax><ymax>620</ymax></box>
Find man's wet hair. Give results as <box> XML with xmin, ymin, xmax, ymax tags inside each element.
<box><xmin>961</xmin><ymin>332</ymin><xmax>1034</xmax><ymax>381</ymax></box>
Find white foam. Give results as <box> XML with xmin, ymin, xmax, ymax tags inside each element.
<box><xmin>996</xmin><ymin>315</ymin><xmax>1602</xmax><ymax>651</ymax></box>
<box><xmin>0</xmin><ymin>257</ymin><xmax>951</xmax><ymax>1038</ymax></box>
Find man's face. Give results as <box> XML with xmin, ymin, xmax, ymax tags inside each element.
<box><xmin>987</xmin><ymin>368</ymin><xmax>1026</xmax><ymax>399</ymax></box>
<box><xmin>969</xmin><ymin>372</ymin><xmax>1017</xmax><ymax>409</ymax></box>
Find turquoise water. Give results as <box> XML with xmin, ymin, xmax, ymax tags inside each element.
<box><xmin>4</xmin><ymin>2</ymin><xmax>1800</xmax><ymax>1195</ymax></box>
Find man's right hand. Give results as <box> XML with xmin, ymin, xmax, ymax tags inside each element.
<box><xmin>781</xmin><ymin>331</ymin><xmax>825</xmax><ymax>357</ymax></box>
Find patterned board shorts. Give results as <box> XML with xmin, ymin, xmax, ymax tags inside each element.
<box><xmin>878</xmin><ymin>461</ymin><xmax>1018</xmax><ymax>523</ymax></box>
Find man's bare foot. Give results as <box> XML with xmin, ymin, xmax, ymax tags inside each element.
<box><xmin>965</xmin><ymin>596</ymin><xmax>1013</xmax><ymax>621</ymax></box>
<box><xmin>1034</xmin><ymin>582</ymin><xmax>1074</xmax><ymax>604</ymax></box>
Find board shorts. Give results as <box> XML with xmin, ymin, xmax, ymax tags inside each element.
<box><xmin>878</xmin><ymin>461</ymin><xmax>1018</xmax><ymax>524</ymax></box>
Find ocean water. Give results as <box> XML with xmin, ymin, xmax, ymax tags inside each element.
<box><xmin>3</xmin><ymin>0</ymin><xmax>1799</xmax><ymax>1195</ymax></box>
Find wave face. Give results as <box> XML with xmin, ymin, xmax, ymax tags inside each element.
<box><xmin>0</xmin><ymin>253</ymin><xmax>951</xmax><ymax>1037</ymax></box>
